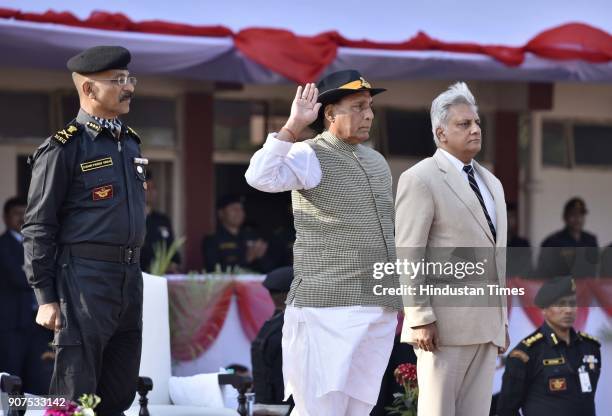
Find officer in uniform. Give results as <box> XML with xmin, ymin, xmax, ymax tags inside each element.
<box><xmin>251</xmin><ymin>266</ymin><xmax>293</xmax><ymax>405</ymax></box>
<box><xmin>497</xmin><ymin>276</ymin><xmax>601</xmax><ymax>416</ymax></box>
<box><xmin>22</xmin><ymin>46</ymin><xmax>146</xmax><ymax>415</ymax></box>
<box><xmin>202</xmin><ymin>195</ymin><xmax>274</xmax><ymax>273</ymax></box>
<box><xmin>537</xmin><ymin>198</ymin><xmax>599</xmax><ymax>278</ymax></box>
<box><xmin>140</xmin><ymin>172</ymin><xmax>180</xmax><ymax>273</ymax></box>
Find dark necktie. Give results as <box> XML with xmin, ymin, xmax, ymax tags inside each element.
<box><xmin>463</xmin><ymin>165</ymin><xmax>496</xmax><ymax>242</ymax></box>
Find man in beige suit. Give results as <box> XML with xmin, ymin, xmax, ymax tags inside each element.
<box><xmin>395</xmin><ymin>82</ymin><xmax>510</xmax><ymax>416</ymax></box>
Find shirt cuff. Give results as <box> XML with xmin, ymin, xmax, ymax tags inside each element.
<box><xmin>263</xmin><ymin>133</ymin><xmax>294</xmax><ymax>156</ymax></box>
<box><xmin>34</xmin><ymin>286</ymin><xmax>58</xmax><ymax>306</ymax></box>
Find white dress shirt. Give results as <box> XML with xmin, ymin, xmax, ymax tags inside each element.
<box><xmin>439</xmin><ymin>148</ymin><xmax>497</xmax><ymax>229</ymax></box>
<box><xmin>244</xmin><ymin>133</ymin><xmax>322</xmax><ymax>192</ymax></box>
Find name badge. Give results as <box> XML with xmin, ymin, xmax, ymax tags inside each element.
<box><xmin>579</xmin><ymin>366</ymin><xmax>592</xmax><ymax>393</ymax></box>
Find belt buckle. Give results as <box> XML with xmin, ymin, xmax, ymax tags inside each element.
<box><xmin>124</xmin><ymin>247</ymin><xmax>134</xmax><ymax>264</ymax></box>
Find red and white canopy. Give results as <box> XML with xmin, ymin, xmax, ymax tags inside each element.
<box><xmin>1</xmin><ymin>0</ymin><xmax>611</xmax><ymax>83</ymax></box>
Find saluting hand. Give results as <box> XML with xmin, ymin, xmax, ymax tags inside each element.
<box><xmin>278</xmin><ymin>83</ymin><xmax>322</xmax><ymax>142</ymax></box>
<box><xmin>36</xmin><ymin>302</ymin><xmax>61</xmax><ymax>331</ymax></box>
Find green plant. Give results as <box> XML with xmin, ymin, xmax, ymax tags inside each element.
<box><xmin>149</xmin><ymin>236</ymin><xmax>185</xmax><ymax>276</ymax></box>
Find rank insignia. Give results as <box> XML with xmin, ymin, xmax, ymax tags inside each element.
<box><xmin>522</xmin><ymin>332</ymin><xmax>543</xmax><ymax>347</ymax></box>
<box><xmin>92</xmin><ymin>185</ymin><xmax>114</xmax><ymax>201</ymax></box>
<box><xmin>86</xmin><ymin>121</ymin><xmax>102</xmax><ymax>132</ymax></box>
<box><xmin>81</xmin><ymin>157</ymin><xmax>113</xmax><ymax>172</ymax></box>
<box><xmin>52</xmin><ymin>123</ymin><xmax>80</xmax><ymax>145</ymax></box>
<box><xmin>549</xmin><ymin>377</ymin><xmax>567</xmax><ymax>391</ymax></box>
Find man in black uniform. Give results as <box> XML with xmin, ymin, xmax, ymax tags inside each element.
<box><xmin>22</xmin><ymin>46</ymin><xmax>146</xmax><ymax>415</ymax></box>
<box><xmin>0</xmin><ymin>197</ymin><xmax>53</xmax><ymax>394</ymax></box>
<box><xmin>497</xmin><ymin>276</ymin><xmax>601</xmax><ymax>416</ymax></box>
<box><xmin>140</xmin><ymin>173</ymin><xmax>180</xmax><ymax>273</ymax></box>
<box><xmin>202</xmin><ymin>195</ymin><xmax>273</xmax><ymax>273</ymax></box>
<box><xmin>537</xmin><ymin>198</ymin><xmax>599</xmax><ymax>278</ymax></box>
<box><xmin>251</xmin><ymin>266</ymin><xmax>293</xmax><ymax>405</ymax></box>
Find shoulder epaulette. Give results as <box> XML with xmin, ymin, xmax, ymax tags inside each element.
<box><xmin>52</xmin><ymin>123</ymin><xmax>80</xmax><ymax>145</ymax></box>
<box><xmin>126</xmin><ymin>126</ymin><xmax>141</xmax><ymax>143</ymax></box>
<box><xmin>522</xmin><ymin>332</ymin><xmax>544</xmax><ymax>348</ymax></box>
<box><xmin>579</xmin><ymin>332</ymin><xmax>601</xmax><ymax>346</ymax></box>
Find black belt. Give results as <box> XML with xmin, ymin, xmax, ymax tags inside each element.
<box><xmin>69</xmin><ymin>243</ymin><xmax>141</xmax><ymax>264</ymax></box>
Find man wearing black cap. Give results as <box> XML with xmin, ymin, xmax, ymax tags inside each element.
<box><xmin>22</xmin><ymin>45</ymin><xmax>146</xmax><ymax>414</ymax></box>
<box><xmin>245</xmin><ymin>71</ymin><xmax>399</xmax><ymax>415</ymax></box>
<box><xmin>201</xmin><ymin>195</ymin><xmax>273</xmax><ymax>273</ymax></box>
<box><xmin>537</xmin><ymin>197</ymin><xmax>599</xmax><ymax>279</ymax></box>
<box><xmin>497</xmin><ymin>276</ymin><xmax>601</xmax><ymax>416</ymax></box>
<box><xmin>251</xmin><ymin>266</ymin><xmax>293</xmax><ymax>405</ymax></box>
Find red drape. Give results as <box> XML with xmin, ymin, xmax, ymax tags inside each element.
<box><xmin>167</xmin><ymin>277</ymin><xmax>608</xmax><ymax>361</ymax></box>
<box><xmin>234</xmin><ymin>280</ymin><xmax>275</xmax><ymax>341</ymax></box>
<box><xmin>1</xmin><ymin>9</ymin><xmax>611</xmax><ymax>83</ymax></box>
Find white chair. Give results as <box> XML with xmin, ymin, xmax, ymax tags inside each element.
<box><xmin>126</xmin><ymin>273</ymin><xmax>247</xmax><ymax>416</ymax></box>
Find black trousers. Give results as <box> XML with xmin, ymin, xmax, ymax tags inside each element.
<box><xmin>0</xmin><ymin>322</ymin><xmax>53</xmax><ymax>394</ymax></box>
<box><xmin>50</xmin><ymin>250</ymin><xmax>143</xmax><ymax>416</ymax></box>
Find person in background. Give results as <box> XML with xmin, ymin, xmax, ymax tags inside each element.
<box><xmin>0</xmin><ymin>197</ymin><xmax>53</xmax><ymax>394</ymax></box>
<box><xmin>537</xmin><ymin>197</ymin><xmax>598</xmax><ymax>279</ymax></box>
<box><xmin>251</xmin><ymin>266</ymin><xmax>294</xmax><ymax>405</ymax></box>
<box><xmin>497</xmin><ymin>276</ymin><xmax>601</xmax><ymax>416</ymax></box>
<box><xmin>140</xmin><ymin>172</ymin><xmax>180</xmax><ymax>273</ymax></box>
<box><xmin>506</xmin><ymin>202</ymin><xmax>533</xmax><ymax>278</ymax></box>
<box><xmin>202</xmin><ymin>195</ymin><xmax>274</xmax><ymax>273</ymax></box>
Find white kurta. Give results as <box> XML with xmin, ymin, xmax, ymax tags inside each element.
<box><xmin>245</xmin><ymin>134</ymin><xmax>397</xmax><ymax>415</ymax></box>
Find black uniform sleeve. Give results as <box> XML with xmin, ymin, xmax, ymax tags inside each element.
<box><xmin>497</xmin><ymin>347</ymin><xmax>530</xmax><ymax>416</ymax></box>
<box><xmin>22</xmin><ymin>139</ymin><xmax>75</xmax><ymax>306</ymax></box>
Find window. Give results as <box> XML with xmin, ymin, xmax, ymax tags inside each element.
<box><xmin>541</xmin><ymin>119</ymin><xmax>612</xmax><ymax>168</ymax></box>
<box><xmin>385</xmin><ymin>109</ymin><xmax>435</xmax><ymax>157</ymax></box>
<box><xmin>61</xmin><ymin>94</ymin><xmax>177</xmax><ymax>147</ymax></box>
<box><xmin>542</xmin><ymin>121</ymin><xmax>568</xmax><ymax>167</ymax></box>
<box><xmin>0</xmin><ymin>92</ymin><xmax>50</xmax><ymax>141</ymax></box>
<box><xmin>573</xmin><ymin>124</ymin><xmax>612</xmax><ymax>167</ymax></box>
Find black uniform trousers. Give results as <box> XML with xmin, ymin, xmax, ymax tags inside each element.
<box><xmin>51</xmin><ymin>247</ymin><xmax>143</xmax><ymax>416</ymax></box>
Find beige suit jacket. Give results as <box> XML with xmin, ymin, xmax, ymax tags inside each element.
<box><xmin>396</xmin><ymin>149</ymin><xmax>508</xmax><ymax>347</ymax></box>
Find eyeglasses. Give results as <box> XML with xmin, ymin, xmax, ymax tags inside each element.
<box><xmin>93</xmin><ymin>76</ymin><xmax>138</xmax><ymax>86</ymax></box>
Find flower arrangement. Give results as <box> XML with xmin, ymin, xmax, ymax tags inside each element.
<box><xmin>44</xmin><ymin>394</ymin><xmax>101</xmax><ymax>416</ymax></box>
<box><xmin>386</xmin><ymin>363</ymin><xmax>419</xmax><ymax>416</ymax></box>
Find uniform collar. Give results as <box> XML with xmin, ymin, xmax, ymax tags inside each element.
<box><xmin>541</xmin><ymin>321</ymin><xmax>579</xmax><ymax>347</ymax></box>
<box><xmin>320</xmin><ymin>131</ymin><xmax>360</xmax><ymax>152</ymax></box>
<box><xmin>76</xmin><ymin>109</ymin><xmax>123</xmax><ymax>141</ymax></box>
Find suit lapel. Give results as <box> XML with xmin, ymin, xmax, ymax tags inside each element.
<box><xmin>433</xmin><ymin>150</ymin><xmax>495</xmax><ymax>244</ymax></box>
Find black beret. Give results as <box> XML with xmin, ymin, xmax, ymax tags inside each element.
<box><xmin>216</xmin><ymin>194</ymin><xmax>244</xmax><ymax>209</ymax></box>
<box><xmin>534</xmin><ymin>276</ymin><xmax>576</xmax><ymax>308</ymax></box>
<box><xmin>67</xmin><ymin>46</ymin><xmax>131</xmax><ymax>74</ymax></box>
<box><xmin>263</xmin><ymin>267</ymin><xmax>294</xmax><ymax>292</ymax></box>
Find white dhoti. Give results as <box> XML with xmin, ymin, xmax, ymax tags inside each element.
<box><xmin>282</xmin><ymin>305</ymin><xmax>397</xmax><ymax>416</ymax></box>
